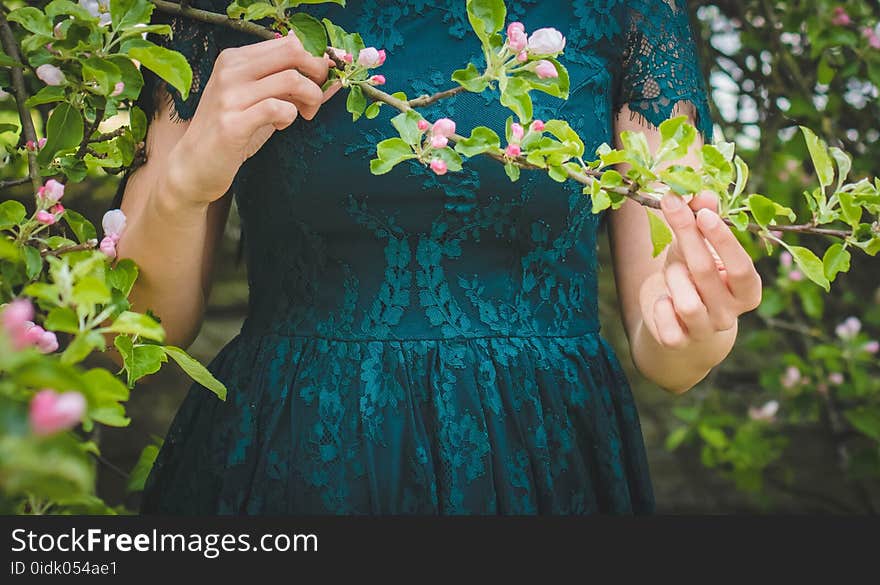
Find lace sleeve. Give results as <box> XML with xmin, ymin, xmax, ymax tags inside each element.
<box><xmin>614</xmin><ymin>0</ymin><xmax>713</xmax><ymax>141</ymax></box>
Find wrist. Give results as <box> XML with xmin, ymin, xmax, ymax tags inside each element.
<box><xmin>154</xmin><ymin>147</ymin><xmax>212</xmax><ymax>219</ymax></box>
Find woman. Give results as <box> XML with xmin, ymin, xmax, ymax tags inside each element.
<box><xmin>120</xmin><ymin>0</ymin><xmax>761</xmax><ymax>514</ymax></box>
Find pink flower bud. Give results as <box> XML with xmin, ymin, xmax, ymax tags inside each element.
<box><xmin>781</xmin><ymin>366</ymin><xmax>801</xmax><ymax>389</ymax></box>
<box><xmin>99</xmin><ymin>236</ymin><xmax>117</xmax><ymax>259</ymax></box>
<box><xmin>528</xmin><ymin>28</ymin><xmax>566</xmax><ymax>55</ymax></box>
<box><xmin>38</xmin><ymin>330</ymin><xmax>58</xmax><ymax>353</ymax></box>
<box><xmin>110</xmin><ymin>81</ymin><xmax>125</xmax><ymax>97</ymax></box>
<box><xmin>37</xmin><ymin>179</ymin><xmax>65</xmax><ymax>204</ymax></box>
<box><xmin>35</xmin><ymin>64</ymin><xmax>66</xmax><ymax>86</ymax></box>
<box><xmin>780</xmin><ymin>251</ymin><xmax>792</xmax><ymax>268</ymax></box>
<box><xmin>430</xmin><ymin>159</ymin><xmax>448</xmax><ymax>176</ymax></box>
<box><xmin>788</xmin><ymin>270</ymin><xmax>803</xmax><ymax>282</ymax></box>
<box><xmin>102</xmin><ymin>209</ymin><xmax>127</xmax><ymax>238</ymax></box>
<box><xmin>29</xmin><ymin>389</ymin><xmax>86</xmax><ymax>436</ymax></box>
<box><xmin>432</xmin><ymin>118</ymin><xmax>456</xmax><ymax>138</ymax></box>
<box><xmin>358</xmin><ymin>47</ymin><xmax>384</xmax><ymax>68</ymax></box>
<box><xmin>274</xmin><ymin>32</ymin><xmax>283</xmax><ymax>39</ymax></box>
<box><xmin>417</xmin><ymin>119</ymin><xmax>430</xmax><ymax>132</ymax></box>
<box><xmin>343</xmin><ymin>53</ymin><xmax>353</xmax><ymax>64</ymax></box>
<box><xmin>38</xmin><ymin>137</ymin><xmax>47</xmax><ymax>149</ymax></box>
<box><xmin>377</xmin><ymin>49</ymin><xmax>387</xmax><ymax>66</ymax></box>
<box><xmin>431</xmin><ymin>134</ymin><xmax>449</xmax><ymax>149</ymax></box>
<box><xmin>534</xmin><ymin>60</ymin><xmax>558</xmax><ymax>79</ymax></box>
<box><xmin>862</xmin><ymin>340</ymin><xmax>879</xmax><ymax>354</ymax></box>
<box><xmin>869</xmin><ymin>34</ymin><xmax>880</xmax><ymax>50</ymax></box>
<box><xmin>53</xmin><ymin>22</ymin><xmax>64</xmax><ymax>39</ymax></box>
<box><xmin>507</xmin><ymin>22</ymin><xmax>528</xmax><ymax>52</ymax></box>
<box><xmin>50</xmin><ymin>203</ymin><xmax>64</xmax><ymax>215</ymax></box>
<box><xmin>530</xmin><ymin>120</ymin><xmax>545</xmax><ymax>132</ymax></box>
<box><xmin>517</xmin><ymin>50</ymin><xmax>528</xmax><ymax>63</ymax></box>
<box><xmin>25</xmin><ymin>140</ymin><xmax>36</xmax><ymax>151</ymax></box>
<box><xmin>506</xmin><ymin>144</ymin><xmax>522</xmax><ymax>158</ymax></box>
<box><xmin>36</xmin><ymin>210</ymin><xmax>56</xmax><ymax>225</ymax></box>
<box><xmin>831</xmin><ymin>7</ymin><xmax>851</xmax><ymax>26</ymax></box>
<box><xmin>828</xmin><ymin>372</ymin><xmax>845</xmax><ymax>386</ymax></box>
<box><xmin>510</xmin><ymin>123</ymin><xmax>525</xmax><ymax>142</ymax></box>
<box><xmin>370</xmin><ymin>75</ymin><xmax>386</xmax><ymax>86</ymax></box>
<box><xmin>2</xmin><ymin>299</ymin><xmax>34</xmax><ymax>349</ymax></box>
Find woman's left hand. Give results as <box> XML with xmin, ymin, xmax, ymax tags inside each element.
<box><xmin>639</xmin><ymin>193</ymin><xmax>763</xmax><ymax>350</ymax></box>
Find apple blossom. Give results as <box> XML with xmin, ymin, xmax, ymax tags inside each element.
<box><xmin>835</xmin><ymin>316</ymin><xmax>862</xmax><ymax>340</ymax></box>
<box><xmin>79</xmin><ymin>0</ymin><xmax>111</xmax><ymax>26</ymax></box>
<box><xmin>417</xmin><ymin>119</ymin><xmax>430</xmax><ymax>132</ymax></box>
<box><xmin>431</xmin><ymin>134</ymin><xmax>449</xmax><ymax>149</ymax></box>
<box><xmin>507</xmin><ymin>22</ymin><xmax>528</xmax><ymax>52</ymax></box>
<box><xmin>828</xmin><ymin>372</ymin><xmax>845</xmax><ymax>385</ymax></box>
<box><xmin>788</xmin><ymin>270</ymin><xmax>803</xmax><ymax>282</ymax></box>
<box><xmin>36</xmin><ymin>64</ymin><xmax>65</xmax><ymax>86</ymax></box>
<box><xmin>110</xmin><ymin>82</ymin><xmax>125</xmax><ymax>97</ymax></box>
<box><xmin>50</xmin><ymin>204</ymin><xmax>64</xmax><ymax>215</ymax></box>
<box><xmin>100</xmin><ymin>209</ymin><xmax>127</xmax><ymax>259</ymax></box>
<box><xmin>506</xmin><ymin>144</ymin><xmax>522</xmax><ymax>158</ymax></box>
<box><xmin>510</xmin><ymin>122</ymin><xmax>525</xmax><ymax>142</ymax></box>
<box><xmin>22</xmin><ymin>323</ymin><xmax>59</xmax><ymax>354</ymax></box>
<box><xmin>863</xmin><ymin>340</ymin><xmax>879</xmax><ymax>354</ymax></box>
<box><xmin>358</xmin><ymin>47</ymin><xmax>385</xmax><ymax>68</ymax></box>
<box><xmin>2</xmin><ymin>299</ymin><xmax>34</xmax><ymax>349</ymax></box>
<box><xmin>781</xmin><ymin>365</ymin><xmax>801</xmax><ymax>389</ymax></box>
<box><xmin>370</xmin><ymin>75</ymin><xmax>386</xmax><ymax>86</ymax></box>
<box><xmin>748</xmin><ymin>400</ymin><xmax>779</xmax><ymax>422</ymax></box>
<box><xmin>831</xmin><ymin>7</ymin><xmax>851</xmax><ymax>27</ymax></box>
<box><xmin>37</xmin><ymin>179</ymin><xmax>65</xmax><ymax>204</ymax></box>
<box><xmin>530</xmin><ymin>120</ymin><xmax>545</xmax><ymax>132</ymax></box>
<box><xmin>29</xmin><ymin>389</ymin><xmax>87</xmax><ymax>436</ymax></box>
<box><xmin>780</xmin><ymin>251</ymin><xmax>793</xmax><ymax>268</ymax></box>
<box><xmin>528</xmin><ymin>28</ymin><xmax>566</xmax><ymax>55</ymax></box>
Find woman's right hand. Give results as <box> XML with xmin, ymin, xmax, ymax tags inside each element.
<box><xmin>165</xmin><ymin>32</ymin><xmax>341</xmax><ymax>206</ymax></box>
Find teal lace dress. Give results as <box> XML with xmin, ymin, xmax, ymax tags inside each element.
<box><xmin>135</xmin><ymin>0</ymin><xmax>712</xmax><ymax>514</ymax></box>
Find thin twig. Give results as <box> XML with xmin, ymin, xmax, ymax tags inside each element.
<box><xmin>40</xmin><ymin>240</ymin><xmax>98</xmax><ymax>257</ymax></box>
<box><xmin>0</xmin><ymin>176</ymin><xmax>31</xmax><ymax>189</ymax></box>
<box><xmin>89</xmin><ymin>127</ymin><xmax>128</xmax><ymax>143</ymax></box>
<box><xmin>0</xmin><ymin>10</ymin><xmax>41</xmax><ymax>192</ymax></box>
<box><xmin>74</xmin><ymin>108</ymin><xmax>105</xmax><ymax>162</ymax></box>
<box><xmin>153</xmin><ymin>0</ymin><xmax>855</xmax><ymax>241</ymax></box>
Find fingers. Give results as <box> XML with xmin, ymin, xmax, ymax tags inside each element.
<box><xmin>652</xmin><ymin>295</ymin><xmax>687</xmax><ymax>350</ymax></box>
<box><xmin>664</xmin><ymin>261</ymin><xmax>714</xmax><ymax>340</ymax></box>
<box><xmin>246</xmin><ymin>69</ymin><xmax>325</xmax><ymax>119</ymax></box>
<box><xmin>216</xmin><ymin>32</ymin><xmax>332</xmax><ymax>85</ymax></box>
<box><xmin>660</xmin><ymin>195</ymin><xmax>732</xmax><ymax>327</ymax></box>
<box><xmin>237</xmin><ymin>98</ymin><xmax>299</xmax><ymax>134</ymax></box>
<box><xmin>696</xmin><ymin>208</ymin><xmax>762</xmax><ymax>310</ymax></box>
<box><xmin>690</xmin><ymin>191</ymin><xmax>719</xmax><ymax>213</ymax></box>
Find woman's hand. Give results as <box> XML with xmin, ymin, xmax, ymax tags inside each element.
<box><xmin>639</xmin><ymin>193</ymin><xmax>763</xmax><ymax>352</ymax></box>
<box><xmin>166</xmin><ymin>32</ymin><xmax>341</xmax><ymax>206</ymax></box>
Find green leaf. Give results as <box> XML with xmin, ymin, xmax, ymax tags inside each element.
<box><xmin>698</xmin><ymin>424</ymin><xmax>728</xmax><ymax>449</ymax></box>
<box><xmin>108</xmin><ymin>259</ymin><xmax>138</xmax><ymax>296</ymax></box>
<box><xmin>800</xmin><ymin>126</ymin><xmax>834</xmax><ymax>189</ymax></box>
<box><xmin>646</xmin><ymin>210</ymin><xmax>673</xmax><ymax>257</ymax></box>
<box><xmin>82</xmin><ymin>56</ymin><xmax>122</xmax><ymax>95</ymax></box>
<box><xmin>451</xmin><ymin>62</ymin><xmax>488</xmax><ymax>92</ymax></box>
<box><xmin>46</xmin><ymin>0</ymin><xmax>99</xmax><ymax>20</ymax></box>
<box><xmin>7</xmin><ymin>7</ymin><xmax>52</xmax><ymax>35</ymax></box>
<box><xmin>108</xmin><ymin>311</ymin><xmax>165</xmax><ymax>342</ymax></box>
<box><xmin>129</xmin><ymin>106</ymin><xmax>148</xmax><ymax>142</ymax></box>
<box><xmin>665</xmin><ymin>427</ymin><xmax>690</xmax><ymax>451</ymax></box>
<box><xmin>163</xmin><ymin>346</ymin><xmax>227</xmax><ymax>401</ymax></box>
<box><xmin>114</xmin><ymin>335</ymin><xmax>167</xmax><ymax>387</ymax></box>
<box><xmin>21</xmin><ymin>245</ymin><xmax>43</xmax><ymax>279</ymax></box>
<box><xmin>518</xmin><ymin>59</ymin><xmax>570</xmax><ymax>99</ymax></box>
<box><xmin>391</xmin><ymin>110</ymin><xmax>424</xmax><ymax>146</ymax></box>
<box><xmin>25</xmin><ymin>86</ymin><xmax>66</xmax><ymax>108</ymax></box>
<box><xmin>787</xmin><ymin>245</ymin><xmax>830</xmax><ymax>291</ymax></box>
<box><xmin>289</xmin><ymin>12</ymin><xmax>328</xmax><ymax>57</ymax></box>
<box><xmin>746</xmin><ymin>194</ymin><xmax>777</xmax><ymax>228</ymax></box>
<box><xmin>371</xmin><ymin>137</ymin><xmax>416</xmax><ymax>175</ymax></box>
<box><xmin>127</xmin><ymin>443</ymin><xmax>160</xmax><ymax>493</ymax></box>
<box><xmin>61</xmin><ymin>331</ymin><xmax>105</xmax><ymax>365</ymax></box>
<box><xmin>45</xmin><ymin>306</ymin><xmax>79</xmax><ymax>333</ymax></box>
<box><xmin>110</xmin><ymin>0</ymin><xmax>154</xmax><ymax>31</ymax></box>
<box><xmin>0</xmin><ymin>200</ymin><xmax>26</xmax><ymax>230</ymax></box>
<box><xmin>844</xmin><ymin>406</ymin><xmax>880</xmax><ymax>442</ymax></box>
<box><xmin>455</xmin><ymin>126</ymin><xmax>501</xmax><ymax>157</ymax></box>
<box><xmin>504</xmin><ymin>162</ymin><xmax>520</xmax><ymax>182</ymax></box>
<box><xmin>127</xmin><ymin>42</ymin><xmax>192</xmax><ymax>100</ymax></box>
<box><xmin>346</xmin><ymin>85</ymin><xmax>366</xmax><ymax>121</ymax></box>
<box><xmin>81</xmin><ymin>368</ymin><xmax>130</xmax><ymax>428</ymax></box>
<box><xmin>659</xmin><ymin>166</ymin><xmax>703</xmax><ymax>195</ymax></box>
<box><xmin>63</xmin><ymin>209</ymin><xmax>97</xmax><ymax>244</ymax></box>
<box><xmin>822</xmin><ymin>243</ymin><xmax>850</xmax><ymax>282</ymax></box>
<box><xmin>499</xmin><ymin>76</ymin><xmax>532</xmax><ymax>122</ymax></box>
<box><xmin>433</xmin><ymin>147</ymin><xmax>463</xmax><ymax>173</ymax></box>
<box><xmin>364</xmin><ymin>102</ymin><xmax>382</xmax><ymax>119</ymax></box>
<box><xmin>38</xmin><ymin>103</ymin><xmax>84</xmax><ymax>165</ymax></box>
<box><xmin>829</xmin><ymin>147</ymin><xmax>851</xmax><ymax>192</ymax></box>
<box><xmin>72</xmin><ymin>276</ymin><xmax>111</xmax><ymax>306</ymax></box>
<box><xmin>466</xmin><ymin>0</ymin><xmax>506</xmax><ymax>41</ymax></box>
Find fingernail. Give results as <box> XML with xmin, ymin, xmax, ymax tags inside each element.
<box><xmin>697</xmin><ymin>208</ymin><xmax>719</xmax><ymax>229</ymax></box>
<box><xmin>662</xmin><ymin>195</ymin><xmax>683</xmax><ymax>211</ymax></box>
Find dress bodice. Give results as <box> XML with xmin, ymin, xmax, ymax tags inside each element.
<box><xmin>144</xmin><ymin>0</ymin><xmax>711</xmax><ymax>342</ymax></box>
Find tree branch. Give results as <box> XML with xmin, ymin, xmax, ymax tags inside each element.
<box><xmin>153</xmin><ymin>0</ymin><xmax>855</xmax><ymax>242</ymax></box>
<box><xmin>0</xmin><ymin>10</ymin><xmax>41</xmax><ymax>193</ymax></box>
<box><xmin>0</xmin><ymin>176</ymin><xmax>31</xmax><ymax>190</ymax></box>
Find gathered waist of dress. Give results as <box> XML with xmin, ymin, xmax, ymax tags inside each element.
<box><xmin>238</xmin><ymin>316</ymin><xmax>602</xmax><ymax>343</ymax></box>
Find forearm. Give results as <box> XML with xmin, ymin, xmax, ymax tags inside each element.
<box><xmin>116</xmin><ymin>168</ymin><xmax>214</xmax><ymax>348</ymax></box>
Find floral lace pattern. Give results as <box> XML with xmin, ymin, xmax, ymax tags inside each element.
<box><xmin>137</xmin><ymin>0</ymin><xmax>712</xmax><ymax>515</ymax></box>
